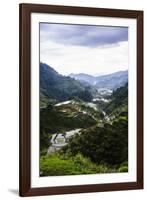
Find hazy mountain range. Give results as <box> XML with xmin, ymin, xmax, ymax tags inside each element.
<box><xmin>69</xmin><ymin>70</ymin><xmax>128</xmax><ymax>90</ymax></box>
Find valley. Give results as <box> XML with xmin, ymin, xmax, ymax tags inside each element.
<box><xmin>40</xmin><ymin>63</ymin><xmax>128</xmax><ymax>176</ymax></box>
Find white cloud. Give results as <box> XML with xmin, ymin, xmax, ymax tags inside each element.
<box><xmin>40</xmin><ymin>40</ymin><xmax>128</xmax><ymax>76</ymax></box>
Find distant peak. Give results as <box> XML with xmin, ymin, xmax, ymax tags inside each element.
<box><xmin>69</xmin><ymin>73</ymin><xmax>94</xmax><ymax>78</ymax></box>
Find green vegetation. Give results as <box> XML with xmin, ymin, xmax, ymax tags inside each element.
<box><xmin>39</xmin><ymin>63</ymin><xmax>128</xmax><ymax>176</ymax></box>
<box><xmin>40</xmin><ymin>101</ymin><xmax>98</xmax><ymax>151</ymax></box>
<box><xmin>40</xmin><ymin>63</ymin><xmax>96</xmax><ymax>104</ymax></box>
<box><xmin>40</xmin><ymin>153</ymin><xmax>118</xmax><ymax>176</ymax></box>
<box><xmin>104</xmin><ymin>83</ymin><xmax>128</xmax><ymax>115</ymax></box>
<box><xmin>62</xmin><ymin>118</ymin><xmax>128</xmax><ymax>166</ymax></box>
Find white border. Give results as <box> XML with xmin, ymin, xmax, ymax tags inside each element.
<box><xmin>31</xmin><ymin>13</ymin><xmax>137</xmax><ymax>187</ymax></box>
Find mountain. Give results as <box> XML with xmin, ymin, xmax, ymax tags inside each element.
<box><xmin>69</xmin><ymin>73</ymin><xmax>94</xmax><ymax>84</ymax></box>
<box><xmin>69</xmin><ymin>70</ymin><xmax>128</xmax><ymax>90</ymax></box>
<box><xmin>40</xmin><ymin>63</ymin><xmax>96</xmax><ymax>104</ymax></box>
<box><xmin>104</xmin><ymin>83</ymin><xmax>128</xmax><ymax>119</ymax></box>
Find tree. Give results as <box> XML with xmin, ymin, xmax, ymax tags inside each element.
<box><xmin>63</xmin><ymin>119</ymin><xmax>128</xmax><ymax>166</ymax></box>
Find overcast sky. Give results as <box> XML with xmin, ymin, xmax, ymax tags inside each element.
<box><xmin>40</xmin><ymin>23</ymin><xmax>128</xmax><ymax>76</ymax></box>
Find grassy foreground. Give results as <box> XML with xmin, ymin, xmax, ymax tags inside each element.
<box><xmin>40</xmin><ymin>153</ymin><xmax>128</xmax><ymax>176</ymax></box>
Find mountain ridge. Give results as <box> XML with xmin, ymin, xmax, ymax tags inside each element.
<box><xmin>69</xmin><ymin>70</ymin><xmax>128</xmax><ymax>90</ymax></box>
<box><xmin>40</xmin><ymin>63</ymin><xmax>96</xmax><ymax>104</ymax></box>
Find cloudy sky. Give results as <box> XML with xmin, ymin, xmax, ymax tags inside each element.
<box><xmin>40</xmin><ymin>23</ymin><xmax>128</xmax><ymax>76</ymax></box>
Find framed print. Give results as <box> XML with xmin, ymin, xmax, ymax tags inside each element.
<box><xmin>19</xmin><ymin>3</ymin><xmax>143</xmax><ymax>196</ymax></box>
